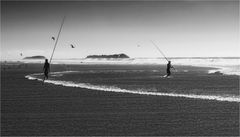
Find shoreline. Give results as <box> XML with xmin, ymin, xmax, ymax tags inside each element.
<box><xmin>1</xmin><ymin>63</ymin><xmax>239</xmax><ymax>136</ymax></box>
<box><xmin>1</xmin><ymin>58</ymin><xmax>239</xmax><ymax>76</ymax></box>
<box><xmin>25</xmin><ymin>71</ymin><xmax>240</xmax><ymax>103</ymax></box>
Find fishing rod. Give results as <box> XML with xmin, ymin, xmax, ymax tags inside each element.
<box><xmin>150</xmin><ymin>40</ymin><xmax>169</xmax><ymax>62</ymax></box>
<box><xmin>150</xmin><ymin>40</ymin><xmax>176</xmax><ymax>71</ymax></box>
<box><xmin>49</xmin><ymin>16</ymin><xmax>66</xmax><ymax>64</ymax></box>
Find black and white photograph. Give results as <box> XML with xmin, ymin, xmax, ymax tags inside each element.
<box><xmin>1</xmin><ymin>0</ymin><xmax>239</xmax><ymax>136</ymax></box>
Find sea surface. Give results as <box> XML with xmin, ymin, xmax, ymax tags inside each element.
<box><xmin>2</xmin><ymin>63</ymin><xmax>239</xmax><ymax>136</ymax></box>
<box><xmin>26</xmin><ymin>64</ymin><xmax>240</xmax><ymax>103</ymax></box>
<box><xmin>8</xmin><ymin>57</ymin><xmax>240</xmax><ymax>76</ymax></box>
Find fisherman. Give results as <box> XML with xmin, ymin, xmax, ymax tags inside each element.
<box><xmin>43</xmin><ymin>59</ymin><xmax>50</xmax><ymax>80</ymax></box>
<box><xmin>166</xmin><ymin>61</ymin><xmax>174</xmax><ymax>77</ymax></box>
<box><xmin>70</xmin><ymin>44</ymin><xmax>75</xmax><ymax>48</ymax></box>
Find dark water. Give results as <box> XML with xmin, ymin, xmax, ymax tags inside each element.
<box><xmin>1</xmin><ymin>64</ymin><xmax>239</xmax><ymax>136</ymax></box>
<box><xmin>32</xmin><ymin>64</ymin><xmax>240</xmax><ymax>102</ymax></box>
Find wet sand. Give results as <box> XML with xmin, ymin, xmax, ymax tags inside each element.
<box><xmin>1</xmin><ymin>64</ymin><xmax>239</xmax><ymax>136</ymax></box>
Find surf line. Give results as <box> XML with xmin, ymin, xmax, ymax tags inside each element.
<box><xmin>25</xmin><ymin>72</ymin><xmax>240</xmax><ymax>103</ymax></box>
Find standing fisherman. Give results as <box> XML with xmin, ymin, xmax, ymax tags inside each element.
<box><xmin>166</xmin><ymin>61</ymin><xmax>174</xmax><ymax>77</ymax></box>
<box><xmin>42</xmin><ymin>16</ymin><xmax>65</xmax><ymax>83</ymax></box>
<box><xmin>150</xmin><ymin>40</ymin><xmax>176</xmax><ymax>77</ymax></box>
<box><xmin>43</xmin><ymin>59</ymin><xmax>50</xmax><ymax>80</ymax></box>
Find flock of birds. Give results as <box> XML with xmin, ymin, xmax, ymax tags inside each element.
<box><xmin>51</xmin><ymin>36</ymin><xmax>75</xmax><ymax>48</ymax></box>
<box><xmin>20</xmin><ymin>37</ymin><xmax>142</xmax><ymax>57</ymax></box>
<box><xmin>19</xmin><ymin>38</ymin><xmax>144</xmax><ymax>58</ymax></box>
<box><xmin>20</xmin><ymin>36</ymin><xmax>76</xmax><ymax>57</ymax></box>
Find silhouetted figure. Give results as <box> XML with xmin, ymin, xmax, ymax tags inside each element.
<box><xmin>70</xmin><ymin>44</ymin><xmax>75</xmax><ymax>48</ymax></box>
<box><xmin>43</xmin><ymin>59</ymin><xmax>50</xmax><ymax>80</ymax></box>
<box><xmin>166</xmin><ymin>61</ymin><xmax>173</xmax><ymax>77</ymax></box>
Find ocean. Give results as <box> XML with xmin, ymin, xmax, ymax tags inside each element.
<box><xmin>18</xmin><ymin>57</ymin><xmax>240</xmax><ymax>75</ymax></box>
<box><xmin>2</xmin><ymin>61</ymin><xmax>239</xmax><ymax>136</ymax></box>
<box><xmin>25</xmin><ymin>59</ymin><xmax>240</xmax><ymax>103</ymax></box>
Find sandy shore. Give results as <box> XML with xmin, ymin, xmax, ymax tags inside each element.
<box><xmin>1</xmin><ymin>64</ymin><xmax>239</xmax><ymax>136</ymax></box>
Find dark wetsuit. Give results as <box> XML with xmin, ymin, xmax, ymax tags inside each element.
<box><xmin>43</xmin><ymin>62</ymin><xmax>50</xmax><ymax>79</ymax></box>
<box><xmin>167</xmin><ymin>63</ymin><xmax>171</xmax><ymax>76</ymax></box>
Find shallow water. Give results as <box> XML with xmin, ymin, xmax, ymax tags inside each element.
<box><xmin>2</xmin><ymin>64</ymin><xmax>239</xmax><ymax>136</ymax></box>
<box><xmin>26</xmin><ymin>65</ymin><xmax>240</xmax><ymax>103</ymax></box>
<box><xmin>6</xmin><ymin>57</ymin><xmax>240</xmax><ymax>75</ymax></box>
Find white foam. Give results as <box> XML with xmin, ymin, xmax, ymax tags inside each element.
<box><xmin>11</xmin><ymin>57</ymin><xmax>240</xmax><ymax>76</ymax></box>
<box><xmin>25</xmin><ymin>72</ymin><xmax>240</xmax><ymax>103</ymax></box>
<box><xmin>51</xmin><ymin>71</ymin><xmax>79</xmax><ymax>74</ymax></box>
<box><xmin>208</xmin><ymin>66</ymin><xmax>240</xmax><ymax>76</ymax></box>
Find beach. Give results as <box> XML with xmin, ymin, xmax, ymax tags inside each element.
<box><xmin>1</xmin><ymin>63</ymin><xmax>239</xmax><ymax>136</ymax></box>
<box><xmin>2</xmin><ymin>0</ymin><xmax>239</xmax><ymax>135</ymax></box>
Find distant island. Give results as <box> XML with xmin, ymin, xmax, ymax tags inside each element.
<box><xmin>23</xmin><ymin>56</ymin><xmax>46</xmax><ymax>59</ymax></box>
<box><xmin>86</xmin><ymin>54</ymin><xmax>130</xmax><ymax>59</ymax></box>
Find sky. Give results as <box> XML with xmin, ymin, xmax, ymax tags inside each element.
<box><xmin>1</xmin><ymin>1</ymin><xmax>239</xmax><ymax>60</ymax></box>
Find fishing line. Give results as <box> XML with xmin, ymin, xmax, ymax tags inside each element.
<box><xmin>150</xmin><ymin>40</ymin><xmax>169</xmax><ymax>62</ymax></box>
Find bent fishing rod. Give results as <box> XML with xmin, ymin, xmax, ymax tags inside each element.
<box><xmin>150</xmin><ymin>40</ymin><xmax>169</xmax><ymax>62</ymax></box>
<box><xmin>49</xmin><ymin>16</ymin><xmax>66</xmax><ymax>64</ymax></box>
<box><xmin>150</xmin><ymin>40</ymin><xmax>176</xmax><ymax>70</ymax></box>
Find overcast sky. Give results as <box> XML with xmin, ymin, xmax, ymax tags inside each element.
<box><xmin>1</xmin><ymin>1</ymin><xmax>239</xmax><ymax>60</ymax></box>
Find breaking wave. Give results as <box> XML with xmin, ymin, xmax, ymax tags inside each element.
<box><xmin>25</xmin><ymin>72</ymin><xmax>240</xmax><ymax>103</ymax></box>
<box><xmin>20</xmin><ymin>57</ymin><xmax>240</xmax><ymax>76</ymax></box>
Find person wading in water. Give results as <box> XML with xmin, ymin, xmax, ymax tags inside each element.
<box><xmin>166</xmin><ymin>61</ymin><xmax>174</xmax><ymax>77</ymax></box>
<box><xmin>43</xmin><ymin>59</ymin><xmax>50</xmax><ymax>81</ymax></box>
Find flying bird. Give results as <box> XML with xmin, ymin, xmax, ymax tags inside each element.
<box><xmin>51</xmin><ymin>36</ymin><xmax>55</xmax><ymax>40</ymax></box>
